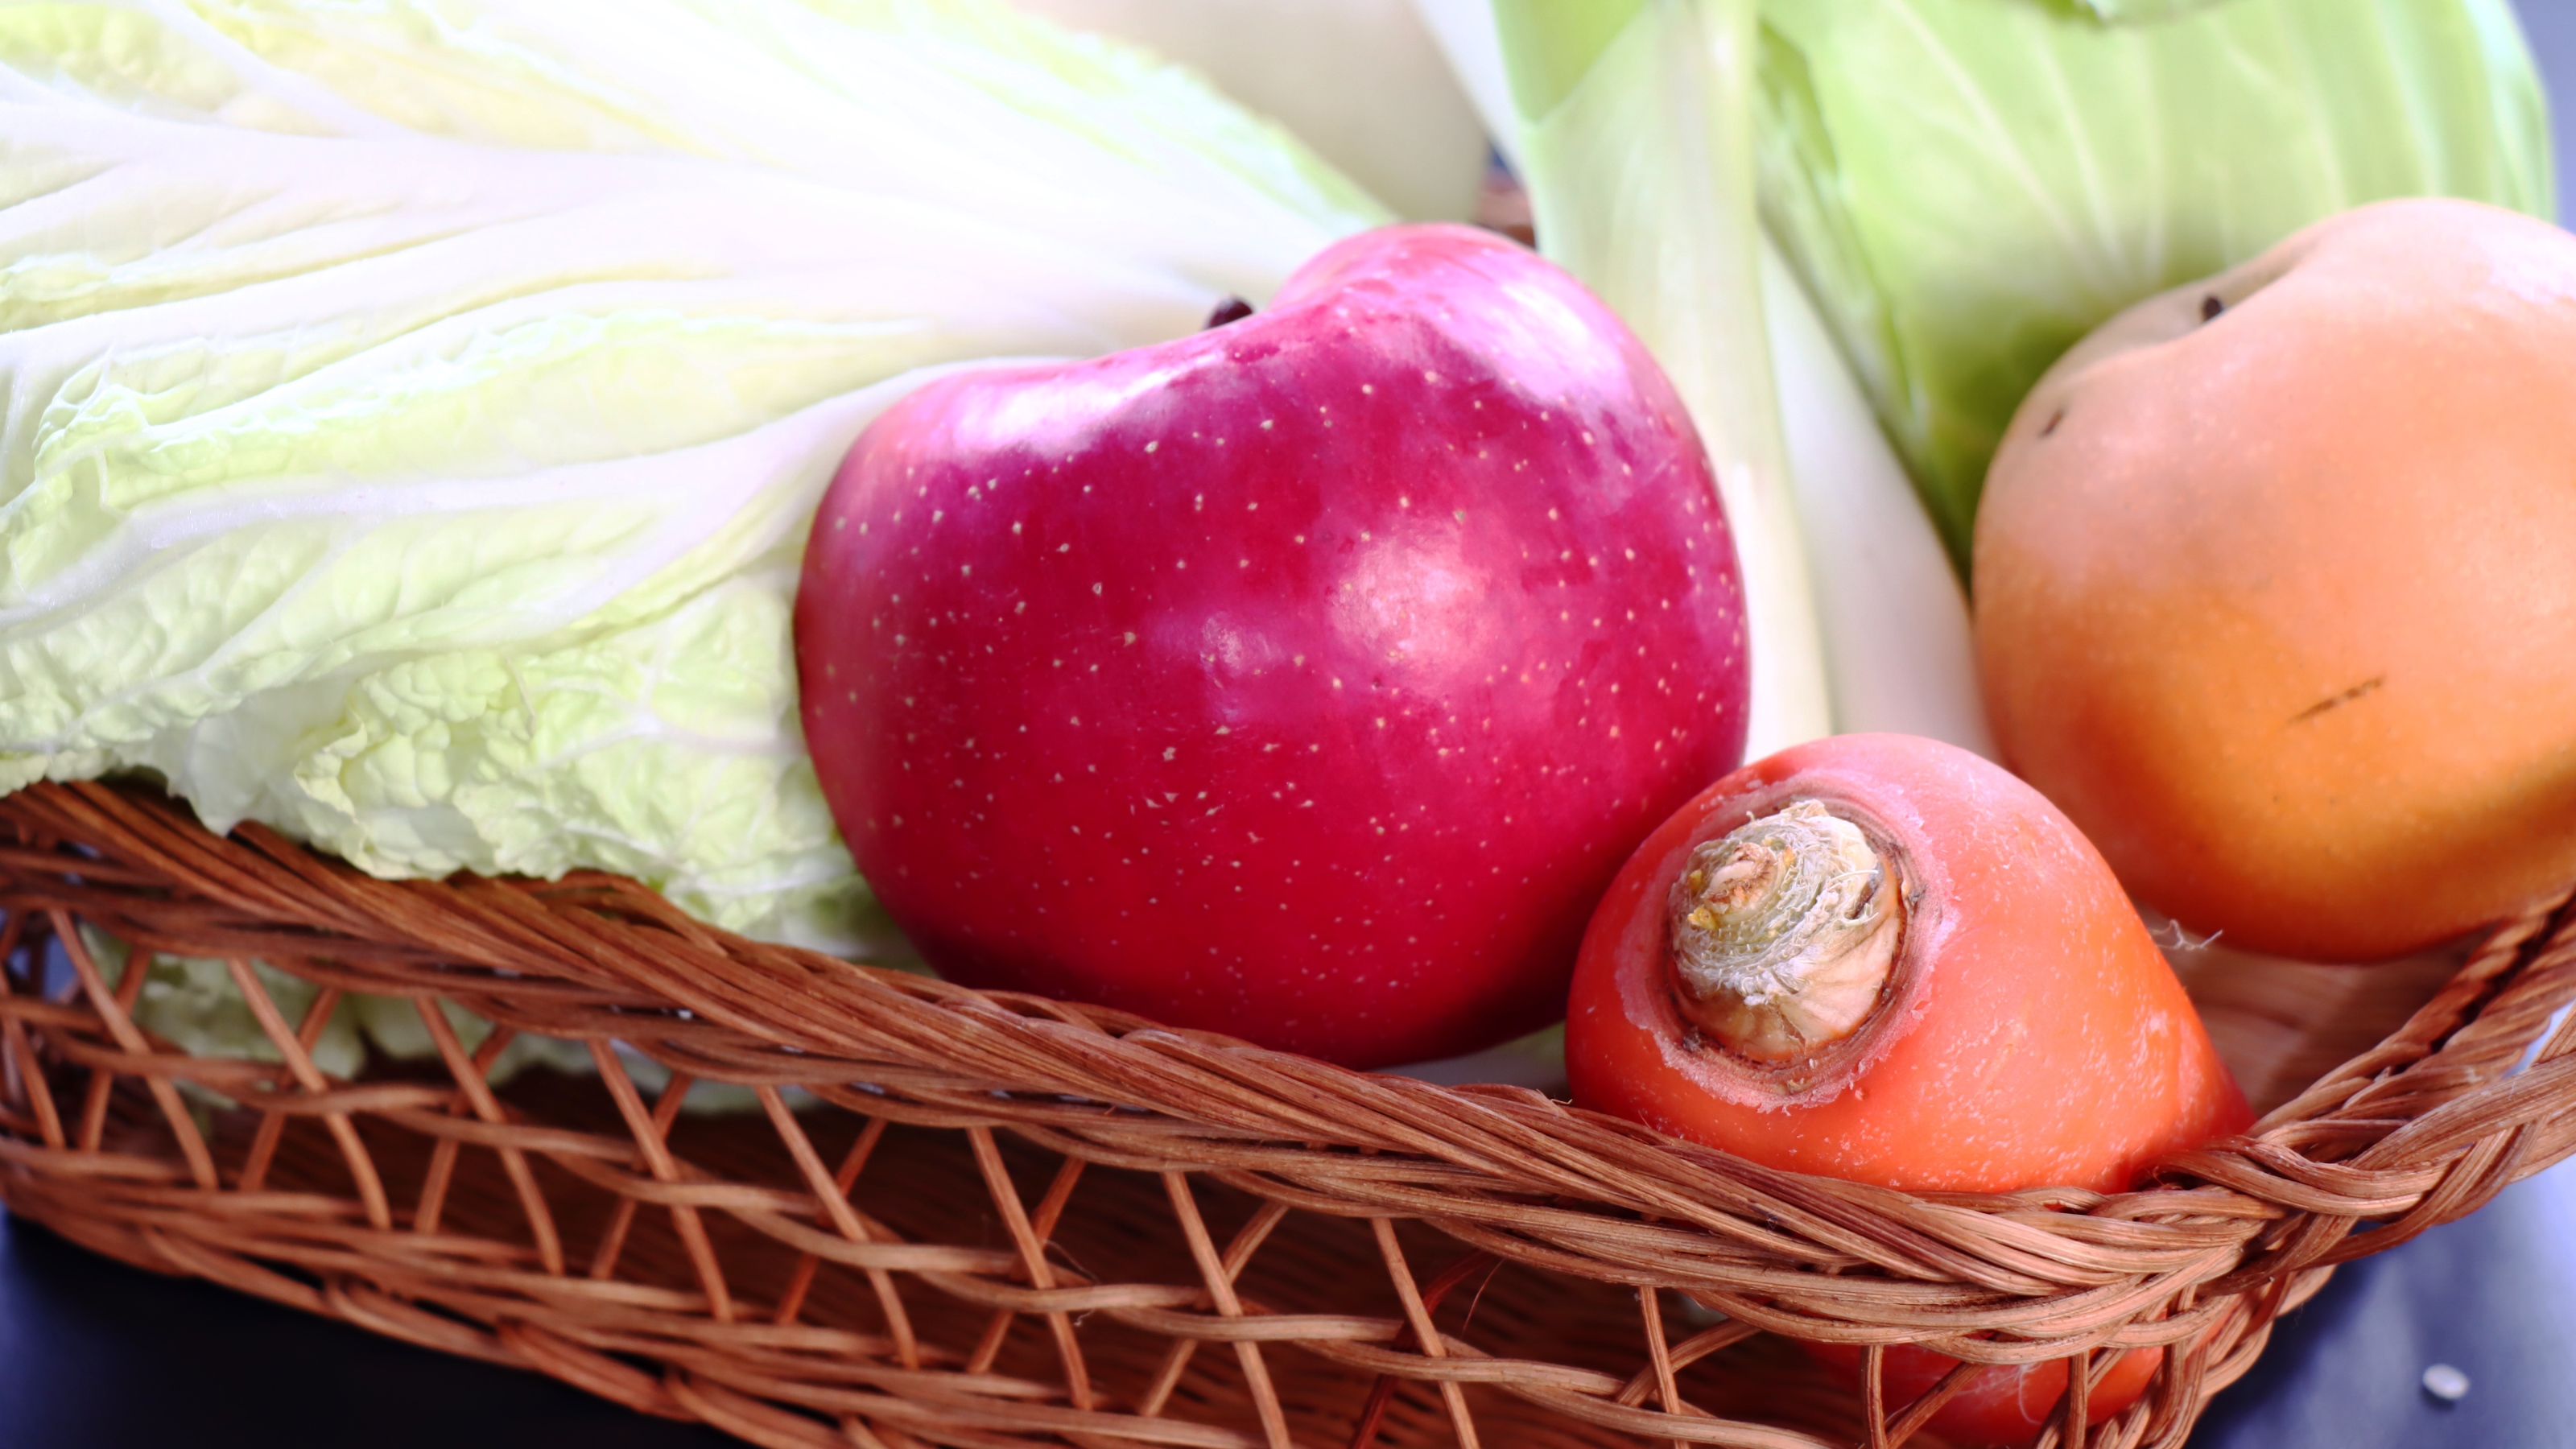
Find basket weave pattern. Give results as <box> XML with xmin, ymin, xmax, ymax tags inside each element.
<box><xmin>2</xmin><ymin>781</ymin><xmax>2574</xmax><ymax>1449</ymax></box>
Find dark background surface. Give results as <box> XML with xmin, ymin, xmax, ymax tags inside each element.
<box><xmin>8</xmin><ymin>4</ymin><xmax>2576</xmax><ymax>1445</ymax></box>
<box><xmin>2531</xmin><ymin>0</ymin><xmax>2576</xmax><ymax>214</ymax></box>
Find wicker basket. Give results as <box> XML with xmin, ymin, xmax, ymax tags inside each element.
<box><xmin>2</xmin><ymin>781</ymin><xmax>2571</xmax><ymax>1449</ymax></box>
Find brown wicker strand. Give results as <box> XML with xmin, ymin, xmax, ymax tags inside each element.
<box><xmin>0</xmin><ymin>911</ymin><xmax>64</xmax><ymax>1149</ymax></box>
<box><xmin>52</xmin><ymin>909</ymin><xmax>217</xmax><ymax>1185</ymax></box>
<box><xmin>1371</xmin><ymin>1216</ymin><xmax>1483</xmax><ymax>1449</ymax></box>
<box><xmin>1167</xmin><ymin>1171</ymin><xmax>1296</xmax><ymax>1449</ymax></box>
<box><xmin>225</xmin><ymin>958</ymin><xmax>394</xmax><ymax>1228</ymax></box>
<box><xmin>415</xmin><ymin>1000</ymin><xmax>566</xmax><ymax>1270</ymax></box>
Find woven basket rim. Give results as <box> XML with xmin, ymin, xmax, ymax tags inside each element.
<box><xmin>6</xmin><ymin>777</ymin><xmax>2572</xmax><ymax>1340</ymax></box>
<box><xmin>5</xmin><ymin>775</ymin><xmax>2575</xmax><ymax>1449</ymax></box>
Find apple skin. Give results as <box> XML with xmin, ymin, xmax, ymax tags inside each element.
<box><xmin>796</xmin><ymin>224</ymin><xmax>1748</xmax><ymax>1067</ymax></box>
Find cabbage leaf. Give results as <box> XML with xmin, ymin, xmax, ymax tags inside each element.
<box><xmin>1754</xmin><ymin>0</ymin><xmax>2555</xmax><ymax>572</ymax></box>
<box><xmin>0</xmin><ymin>0</ymin><xmax>1384</xmax><ymax>956</ymax></box>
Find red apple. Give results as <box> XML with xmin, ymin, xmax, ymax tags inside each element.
<box><xmin>796</xmin><ymin>224</ymin><xmax>1748</xmax><ymax>1067</ymax></box>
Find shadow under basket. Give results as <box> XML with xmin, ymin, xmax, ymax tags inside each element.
<box><xmin>3</xmin><ymin>782</ymin><xmax>2574</xmax><ymax>1449</ymax></box>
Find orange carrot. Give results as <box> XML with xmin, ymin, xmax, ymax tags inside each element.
<box><xmin>1805</xmin><ymin>1341</ymin><xmax>2164</xmax><ymax>1447</ymax></box>
<box><xmin>1566</xmin><ymin>733</ymin><xmax>2247</xmax><ymax>1445</ymax></box>
<box><xmin>1568</xmin><ymin>733</ymin><xmax>2246</xmax><ymax>1191</ymax></box>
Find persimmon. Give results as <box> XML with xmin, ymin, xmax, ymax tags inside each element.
<box><xmin>1975</xmin><ymin>197</ymin><xmax>2576</xmax><ymax>963</ymax></box>
<box><xmin>1567</xmin><ymin>733</ymin><xmax>2246</xmax><ymax>1446</ymax></box>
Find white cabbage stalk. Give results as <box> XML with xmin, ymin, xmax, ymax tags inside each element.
<box><xmin>1408</xmin><ymin>0</ymin><xmax>1519</xmax><ymax>175</ymax></box>
<box><xmin>1429</xmin><ymin>0</ymin><xmax>1988</xmax><ymax>756</ymax></box>
<box><xmin>1003</xmin><ymin>0</ymin><xmax>1492</xmax><ymax>222</ymax></box>
<box><xmin>1760</xmin><ymin>244</ymin><xmax>1992</xmax><ymax>756</ymax></box>
<box><xmin>0</xmin><ymin>0</ymin><xmax>1385</xmax><ymax>957</ymax></box>
<box><xmin>1490</xmin><ymin>0</ymin><xmax>1829</xmax><ymax>759</ymax></box>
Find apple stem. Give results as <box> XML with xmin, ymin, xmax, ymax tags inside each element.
<box><xmin>1666</xmin><ymin>799</ymin><xmax>1901</xmax><ymax>1063</ymax></box>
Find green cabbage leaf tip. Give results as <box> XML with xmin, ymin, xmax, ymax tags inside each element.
<box><xmin>1753</xmin><ymin>0</ymin><xmax>2555</xmax><ymax>575</ymax></box>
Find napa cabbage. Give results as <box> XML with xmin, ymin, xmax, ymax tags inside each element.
<box><xmin>0</xmin><ymin>0</ymin><xmax>1384</xmax><ymax>964</ymax></box>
